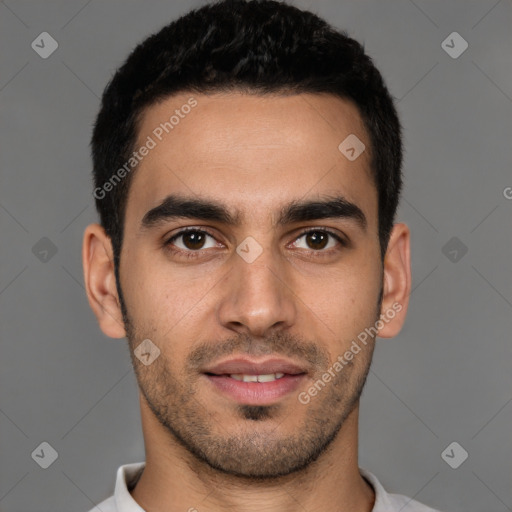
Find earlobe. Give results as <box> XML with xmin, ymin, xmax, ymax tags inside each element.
<box><xmin>376</xmin><ymin>223</ymin><xmax>411</xmax><ymax>339</ymax></box>
<box><xmin>82</xmin><ymin>223</ymin><xmax>127</xmax><ymax>339</ymax></box>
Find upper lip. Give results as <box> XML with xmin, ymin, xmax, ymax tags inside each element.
<box><xmin>203</xmin><ymin>357</ymin><xmax>308</xmax><ymax>376</ymax></box>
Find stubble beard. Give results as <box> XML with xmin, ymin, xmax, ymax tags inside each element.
<box><xmin>118</xmin><ymin>280</ymin><xmax>381</xmax><ymax>480</ymax></box>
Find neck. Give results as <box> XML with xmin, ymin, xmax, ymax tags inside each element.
<box><xmin>131</xmin><ymin>394</ymin><xmax>375</xmax><ymax>512</ymax></box>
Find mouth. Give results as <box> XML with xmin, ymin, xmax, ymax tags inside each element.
<box><xmin>201</xmin><ymin>357</ymin><xmax>308</xmax><ymax>405</ymax></box>
<box><xmin>218</xmin><ymin>372</ymin><xmax>286</xmax><ymax>382</ymax></box>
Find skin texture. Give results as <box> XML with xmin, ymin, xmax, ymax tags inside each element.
<box><xmin>83</xmin><ymin>92</ymin><xmax>411</xmax><ymax>512</ymax></box>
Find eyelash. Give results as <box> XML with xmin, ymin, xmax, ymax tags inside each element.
<box><xmin>163</xmin><ymin>227</ymin><xmax>347</xmax><ymax>260</ymax></box>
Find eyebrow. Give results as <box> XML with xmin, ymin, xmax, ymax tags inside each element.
<box><xmin>140</xmin><ymin>193</ymin><xmax>367</xmax><ymax>232</ymax></box>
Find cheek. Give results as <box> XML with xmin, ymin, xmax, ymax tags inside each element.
<box><xmin>301</xmin><ymin>260</ymin><xmax>381</xmax><ymax>343</ymax></box>
<box><xmin>121</xmin><ymin>249</ymin><xmax>219</xmax><ymax>335</ymax></box>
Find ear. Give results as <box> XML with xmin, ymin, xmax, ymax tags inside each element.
<box><xmin>377</xmin><ymin>222</ymin><xmax>411</xmax><ymax>338</ymax></box>
<box><xmin>82</xmin><ymin>223</ymin><xmax>127</xmax><ymax>339</ymax></box>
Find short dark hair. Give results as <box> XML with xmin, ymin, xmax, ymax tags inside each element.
<box><xmin>91</xmin><ymin>0</ymin><xmax>403</xmax><ymax>274</ymax></box>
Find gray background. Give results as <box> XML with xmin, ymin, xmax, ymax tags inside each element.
<box><xmin>1</xmin><ymin>0</ymin><xmax>511</xmax><ymax>511</ymax></box>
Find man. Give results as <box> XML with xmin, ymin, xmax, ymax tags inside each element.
<box><xmin>83</xmin><ymin>1</ymin><xmax>443</xmax><ymax>510</ymax></box>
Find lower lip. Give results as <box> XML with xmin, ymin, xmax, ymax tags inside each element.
<box><xmin>204</xmin><ymin>374</ymin><xmax>306</xmax><ymax>405</ymax></box>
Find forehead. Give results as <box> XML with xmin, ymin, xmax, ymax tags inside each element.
<box><xmin>126</xmin><ymin>92</ymin><xmax>377</xmax><ymax>231</ymax></box>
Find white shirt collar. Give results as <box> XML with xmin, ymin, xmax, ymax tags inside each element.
<box><xmin>113</xmin><ymin>462</ymin><xmax>146</xmax><ymax>512</ymax></box>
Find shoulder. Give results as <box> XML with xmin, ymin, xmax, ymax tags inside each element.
<box><xmin>87</xmin><ymin>495</ymin><xmax>117</xmax><ymax>512</ymax></box>
<box><xmin>360</xmin><ymin>468</ymin><xmax>444</xmax><ymax>512</ymax></box>
<box><xmin>85</xmin><ymin>462</ymin><xmax>146</xmax><ymax>512</ymax></box>
<box><xmin>386</xmin><ymin>492</ymin><xmax>444</xmax><ymax>512</ymax></box>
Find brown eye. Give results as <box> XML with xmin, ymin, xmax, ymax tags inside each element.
<box><xmin>165</xmin><ymin>229</ymin><xmax>218</xmax><ymax>253</ymax></box>
<box><xmin>305</xmin><ymin>231</ymin><xmax>329</xmax><ymax>250</ymax></box>
<box><xmin>181</xmin><ymin>231</ymin><xmax>207</xmax><ymax>250</ymax></box>
<box><xmin>292</xmin><ymin>229</ymin><xmax>344</xmax><ymax>252</ymax></box>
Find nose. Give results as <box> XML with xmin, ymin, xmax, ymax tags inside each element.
<box><xmin>216</xmin><ymin>244</ymin><xmax>297</xmax><ymax>338</ymax></box>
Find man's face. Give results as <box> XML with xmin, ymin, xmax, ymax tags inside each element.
<box><xmin>118</xmin><ymin>92</ymin><xmax>382</xmax><ymax>478</ymax></box>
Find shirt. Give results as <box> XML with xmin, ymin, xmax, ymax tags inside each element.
<box><xmin>88</xmin><ymin>462</ymin><xmax>443</xmax><ymax>512</ymax></box>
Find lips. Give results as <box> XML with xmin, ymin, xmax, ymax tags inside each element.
<box><xmin>202</xmin><ymin>357</ymin><xmax>308</xmax><ymax>377</ymax></box>
<box><xmin>201</xmin><ymin>357</ymin><xmax>309</xmax><ymax>405</ymax></box>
